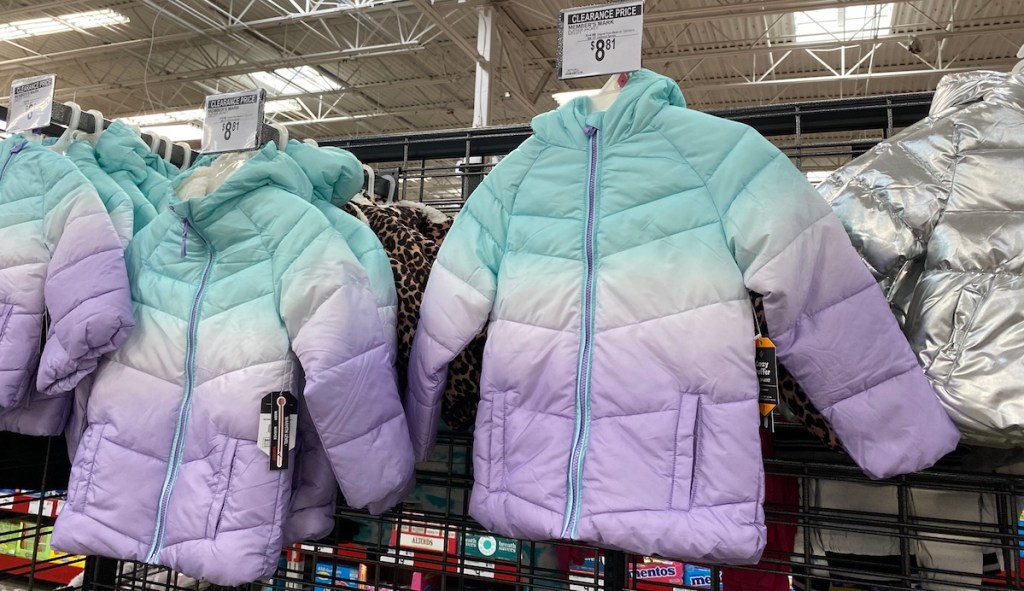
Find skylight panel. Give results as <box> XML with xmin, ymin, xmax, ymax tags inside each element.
<box><xmin>794</xmin><ymin>4</ymin><xmax>893</xmax><ymax>43</ymax></box>
<box><xmin>251</xmin><ymin>67</ymin><xmax>340</xmax><ymax>95</ymax></box>
<box><xmin>0</xmin><ymin>9</ymin><xmax>129</xmax><ymax>41</ymax></box>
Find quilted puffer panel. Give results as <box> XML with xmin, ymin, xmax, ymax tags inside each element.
<box><xmin>54</xmin><ymin>143</ymin><xmax>414</xmax><ymax>586</ymax></box>
<box><xmin>0</xmin><ymin>137</ymin><xmax>133</xmax><ymax>435</ymax></box>
<box><xmin>408</xmin><ymin>69</ymin><xmax>959</xmax><ymax>564</ymax></box>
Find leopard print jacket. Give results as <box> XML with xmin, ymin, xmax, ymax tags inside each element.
<box><xmin>344</xmin><ymin>199</ymin><xmax>485</xmax><ymax>432</ymax></box>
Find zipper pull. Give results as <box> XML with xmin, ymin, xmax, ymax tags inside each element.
<box><xmin>180</xmin><ymin>218</ymin><xmax>189</xmax><ymax>258</ymax></box>
<box><xmin>10</xmin><ymin>141</ymin><xmax>26</xmax><ymax>154</ymax></box>
<box><xmin>584</xmin><ymin>125</ymin><xmax>597</xmax><ymax>138</ymax></box>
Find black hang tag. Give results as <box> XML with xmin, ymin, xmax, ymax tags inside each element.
<box><xmin>261</xmin><ymin>392</ymin><xmax>297</xmax><ymax>471</ymax></box>
<box><xmin>755</xmin><ymin>337</ymin><xmax>780</xmax><ymax>431</ymax></box>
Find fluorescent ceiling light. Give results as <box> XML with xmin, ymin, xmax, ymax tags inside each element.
<box><xmin>122</xmin><ymin>109</ymin><xmax>204</xmax><ymax>127</ymax></box>
<box><xmin>121</xmin><ymin>99</ymin><xmax>303</xmax><ymax>127</ymax></box>
<box><xmin>288</xmin><ymin>0</ymin><xmax>401</xmax><ymax>15</ymax></box>
<box><xmin>805</xmin><ymin>170</ymin><xmax>831</xmax><ymax>185</ymax></box>
<box><xmin>0</xmin><ymin>9</ymin><xmax>129</xmax><ymax>41</ymax></box>
<box><xmin>793</xmin><ymin>4</ymin><xmax>893</xmax><ymax>43</ymax></box>
<box><xmin>551</xmin><ymin>89</ymin><xmax>601</xmax><ymax>106</ymax></box>
<box><xmin>139</xmin><ymin>124</ymin><xmax>202</xmax><ymax>142</ymax></box>
<box><xmin>251</xmin><ymin>67</ymin><xmax>340</xmax><ymax>95</ymax></box>
<box><xmin>265</xmin><ymin>99</ymin><xmax>304</xmax><ymax>113</ymax></box>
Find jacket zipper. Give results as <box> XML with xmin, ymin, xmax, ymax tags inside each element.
<box><xmin>145</xmin><ymin>218</ymin><xmax>215</xmax><ymax>563</ymax></box>
<box><xmin>0</xmin><ymin>141</ymin><xmax>27</xmax><ymax>183</ymax></box>
<box><xmin>562</xmin><ymin>125</ymin><xmax>600</xmax><ymax>539</ymax></box>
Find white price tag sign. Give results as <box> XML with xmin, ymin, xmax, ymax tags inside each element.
<box><xmin>7</xmin><ymin>74</ymin><xmax>56</xmax><ymax>133</ymax></box>
<box><xmin>557</xmin><ymin>1</ymin><xmax>643</xmax><ymax>80</ymax></box>
<box><xmin>202</xmin><ymin>89</ymin><xmax>265</xmax><ymax>154</ymax></box>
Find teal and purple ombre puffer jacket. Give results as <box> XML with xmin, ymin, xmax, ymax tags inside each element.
<box><xmin>406</xmin><ymin>69</ymin><xmax>960</xmax><ymax>564</ymax></box>
<box><xmin>0</xmin><ymin>136</ymin><xmax>134</xmax><ymax>436</ymax></box>
<box><xmin>53</xmin><ymin>143</ymin><xmax>414</xmax><ymax>585</ymax></box>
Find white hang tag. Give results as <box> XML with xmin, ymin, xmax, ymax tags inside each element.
<box><xmin>8</xmin><ymin>75</ymin><xmax>56</xmax><ymax>133</ymax></box>
<box><xmin>201</xmin><ymin>88</ymin><xmax>265</xmax><ymax>154</ymax></box>
<box><xmin>556</xmin><ymin>1</ymin><xmax>644</xmax><ymax>80</ymax></box>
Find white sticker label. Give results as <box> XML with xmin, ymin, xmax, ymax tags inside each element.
<box><xmin>463</xmin><ymin>560</ymin><xmax>496</xmax><ymax>579</ymax></box>
<box><xmin>257</xmin><ymin>410</ymin><xmax>297</xmax><ymax>458</ymax></box>
<box><xmin>202</xmin><ymin>88</ymin><xmax>265</xmax><ymax>153</ymax></box>
<box><xmin>381</xmin><ymin>549</ymin><xmax>415</xmax><ymax>566</ymax></box>
<box><xmin>557</xmin><ymin>1</ymin><xmax>643</xmax><ymax>80</ymax></box>
<box><xmin>7</xmin><ymin>74</ymin><xmax>55</xmax><ymax>133</ymax></box>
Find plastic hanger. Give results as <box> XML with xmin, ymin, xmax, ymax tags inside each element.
<box><xmin>381</xmin><ymin>174</ymin><xmax>397</xmax><ymax>204</ymax></box>
<box><xmin>589</xmin><ymin>72</ymin><xmax>630</xmax><ymax>113</ymax></box>
<box><xmin>302</xmin><ymin>138</ymin><xmax>318</xmax><ymax>147</ymax></box>
<box><xmin>175</xmin><ymin>142</ymin><xmax>192</xmax><ymax>171</ymax></box>
<box><xmin>162</xmin><ymin>136</ymin><xmax>174</xmax><ymax>163</ymax></box>
<box><xmin>50</xmin><ymin>101</ymin><xmax>81</xmax><ymax>154</ymax></box>
<box><xmin>362</xmin><ymin>164</ymin><xmax>376</xmax><ymax>198</ymax></box>
<box><xmin>1012</xmin><ymin>43</ymin><xmax>1024</xmax><ymax>74</ymax></box>
<box><xmin>81</xmin><ymin>109</ymin><xmax>105</xmax><ymax>146</ymax></box>
<box><xmin>148</xmin><ymin>132</ymin><xmax>162</xmax><ymax>155</ymax></box>
<box><xmin>269</xmin><ymin>122</ymin><xmax>288</xmax><ymax>150</ymax></box>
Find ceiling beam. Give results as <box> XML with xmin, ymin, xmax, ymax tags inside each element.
<box><xmin>522</xmin><ymin>0</ymin><xmax>921</xmax><ymax>38</ymax></box>
<box><xmin>0</xmin><ymin>43</ymin><xmax>424</xmax><ymax>103</ymax></box>
<box><xmin>678</xmin><ymin>57</ymin><xmax>1019</xmax><ymax>92</ymax></box>
<box><xmin>410</xmin><ymin>0</ymin><xmax>539</xmax><ymax>116</ymax></box>
<box><xmin>0</xmin><ymin>0</ymin><xmax>478</xmax><ymax>74</ymax></box>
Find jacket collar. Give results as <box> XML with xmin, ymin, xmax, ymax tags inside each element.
<box><xmin>168</xmin><ymin>141</ymin><xmax>313</xmax><ymax>230</ymax></box>
<box><xmin>531</xmin><ymin>68</ymin><xmax>687</xmax><ymax>149</ymax></box>
<box><xmin>930</xmin><ymin>71</ymin><xmax>1011</xmax><ymax>115</ymax></box>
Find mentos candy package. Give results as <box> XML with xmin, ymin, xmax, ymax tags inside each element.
<box><xmin>684</xmin><ymin>564</ymin><xmax>712</xmax><ymax>588</ymax></box>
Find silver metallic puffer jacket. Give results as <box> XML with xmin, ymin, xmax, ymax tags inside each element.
<box><xmin>820</xmin><ymin>71</ymin><xmax>1024</xmax><ymax>448</ymax></box>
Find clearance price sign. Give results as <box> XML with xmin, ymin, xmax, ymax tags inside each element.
<box><xmin>557</xmin><ymin>1</ymin><xmax>644</xmax><ymax>80</ymax></box>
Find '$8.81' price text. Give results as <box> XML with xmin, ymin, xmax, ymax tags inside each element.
<box><xmin>590</xmin><ymin>38</ymin><xmax>616</xmax><ymax>61</ymax></box>
<box><xmin>222</xmin><ymin>120</ymin><xmax>240</xmax><ymax>140</ymax></box>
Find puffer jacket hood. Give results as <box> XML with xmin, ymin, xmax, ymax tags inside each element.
<box><xmin>66</xmin><ymin>139</ymin><xmax>135</xmax><ymax>246</ymax></box>
<box><xmin>821</xmin><ymin>70</ymin><xmax>1024</xmax><ymax>448</ymax></box>
<box><xmin>93</xmin><ymin>120</ymin><xmax>176</xmax><ymax>231</ymax></box>
<box><xmin>285</xmin><ymin>140</ymin><xmax>365</xmax><ymax>207</ymax></box>
<box><xmin>0</xmin><ymin>136</ymin><xmax>134</xmax><ymax>435</ymax></box>
<box><xmin>53</xmin><ymin>142</ymin><xmax>415</xmax><ymax>586</ymax></box>
<box><xmin>930</xmin><ymin>70</ymin><xmax>1010</xmax><ymax>114</ymax></box>
<box><xmin>407</xmin><ymin>68</ymin><xmax>959</xmax><ymax>564</ymax></box>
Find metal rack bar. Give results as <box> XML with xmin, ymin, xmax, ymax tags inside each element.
<box><xmin>0</xmin><ymin>101</ymin><xmax>281</xmax><ymax>170</ymax></box>
<box><xmin>324</xmin><ymin>92</ymin><xmax>934</xmax><ymax>163</ymax></box>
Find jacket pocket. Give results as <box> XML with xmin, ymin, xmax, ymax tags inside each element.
<box><xmin>928</xmin><ymin>286</ymin><xmax>985</xmax><ymax>381</ymax></box>
<box><xmin>473</xmin><ymin>390</ymin><xmax>507</xmax><ymax>491</ymax></box>
<box><xmin>689</xmin><ymin>398</ymin><xmax>761</xmax><ymax>509</ymax></box>
<box><xmin>207</xmin><ymin>437</ymin><xmax>239</xmax><ymax>538</ymax></box>
<box><xmin>671</xmin><ymin>394</ymin><xmax>700</xmax><ymax>510</ymax></box>
<box><xmin>0</xmin><ymin>304</ymin><xmax>13</xmax><ymax>345</ymax></box>
<box><xmin>66</xmin><ymin>424</ymin><xmax>104</xmax><ymax>510</ymax></box>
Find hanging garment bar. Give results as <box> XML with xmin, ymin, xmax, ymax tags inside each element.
<box><xmin>1</xmin><ymin>101</ymin><xmax>282</xmax><ymax>169</ymax></box>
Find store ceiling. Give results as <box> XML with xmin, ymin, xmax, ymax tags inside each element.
<box><xmin>0</xmin><ymin>0</ymin><xmax>1021</xmax><ymax>141</ymax></box>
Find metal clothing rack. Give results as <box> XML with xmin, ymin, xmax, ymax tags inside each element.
<box><xmin>4</xmin><ymin>90</ymin><xmax>1022</xmax><ymax>591</ymax></box>
<box><xmin>0</xmin><ymin>101</ymin><xmax>282</xmax><ymax>169</ymax></box>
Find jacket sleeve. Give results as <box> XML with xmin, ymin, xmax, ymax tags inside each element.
<box><xmin>279</xmin><ymin>226</ymin><xmax>414</xmax><ymax>513</ymax></box>
<box><xmin>406</xmin><ymin>171</ymin><xmax>511</xmax><ymax>462</ymax></box>
<box><xmin>819</xmin><ymin>117</ymin><xmax>956</xmax><ymax>293</ymax></box>
<box><xmin>708</xmin><ymin>126</ymin><xmax>960</xmax><ymax>479</ymax></box>
<box><xmin>37</xmin><ymin>161</ymin><xmax>134</xmax><ymax>395</ymax></box>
